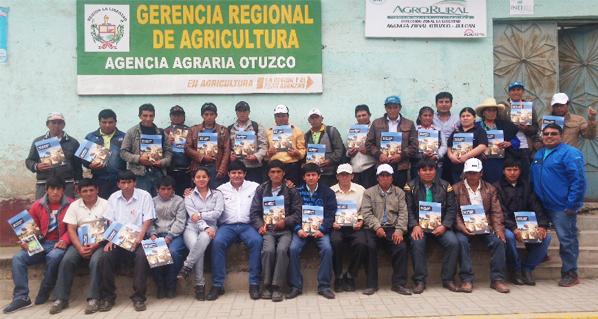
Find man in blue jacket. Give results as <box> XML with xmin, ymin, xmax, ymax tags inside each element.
<box><xmin>531</xmin><ymin>123</ymin><xmax>586</xmax><ymax>287</ymax></box>
<box><xmin>288</xmin><ymin>163</ymin><xmax>337</xmax><ymax>299</ymax></box>
<box><xmin>84</xmin><ymin>109</ymin><xmax>126</xmax><ymax>199</ymax></box>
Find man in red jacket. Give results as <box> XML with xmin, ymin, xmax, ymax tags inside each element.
<box><xmin>3</xmin><ymin>177</ymin><xmax>73</xmax><ymax>314</ymax></box>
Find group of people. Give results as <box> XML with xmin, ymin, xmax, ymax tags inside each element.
<box><xmin>4</xmin><ymin>82</ymin><xmax>592</xmax><ymax>314</ymax></box>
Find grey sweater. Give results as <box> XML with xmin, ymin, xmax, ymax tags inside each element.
<box><xmin>150</xmin><ymin>194</ymin><xmax>187</xmax><ymax>240</ymax></box>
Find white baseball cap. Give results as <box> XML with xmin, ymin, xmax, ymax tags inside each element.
<box><xmin>47</xmin><ymin>112</ymin><xmax>65</xmax><ymax>121</ymax></box>
<box><xmin>376</xmin><ymin>164</ymin><xmax>394</xmax><ymax>175</ymax></box>
<box><xmin>336</xmin><ymin>163</ymin><xmax>353</xmax><ymax>174</ymax></box>
<box><xmin>308</xmin><ymin>108</ymin><xmax>322</xmax><ymax>118</ymax></box>
<box><xmin>274</xmin><ymin>104</ymin><xmax>289</xmax><ymax>114</ymax></box>
<box><xmin>551</xmin><ymin>93</ymin><xmax>569</xmax><ymax>106</ymax></box>
<box><xmin>463</xmin><ymin>158</ymin><xmax>483</xmax><ymax>173</ymax></box>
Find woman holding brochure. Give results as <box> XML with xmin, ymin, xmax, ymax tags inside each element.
<box><xmin>177</xmin><ymin>167</ymin><xmax>224</xmax><ymax>300</ymax></box>
<box><xmin>411</xmin><ymin>106</ymin><xmax>446</xmax><ymax>179</ymax></box>
<box><xmin>446</xmin><ymin>108</ymin><xmax>488</xmax><ymax>184</ymax></box>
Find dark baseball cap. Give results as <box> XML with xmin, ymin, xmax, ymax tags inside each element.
<box><xmin>170</xmin><ymin>105</ymin><xmax>185</xmax><ymax>115</ymax></box>
<box><xmin>235</xmin><ymin>101</ymin><xmax>250</xmax><ymax>112</ymax></box>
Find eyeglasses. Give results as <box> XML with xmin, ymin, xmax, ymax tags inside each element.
<box><xmin>543</xmin><ymin>132</ymin><xmax>560</xmax><ymax>136</ymax></box>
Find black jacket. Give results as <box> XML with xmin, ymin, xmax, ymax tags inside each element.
<box><xmin>250</xmin><ymin>180</ymin><xmax>303</xmax><ymax>231</ymax></box>
<box><xmin>26</xmin><ymin>132</ymin><xmax>82</xmax><ymax>182</ymax></box>
<box><xmin>404</xmin><ymin>176</ymin><xmax>457</xmax><ymax>229</ymax></box>
<box><xmin>493</xmin><ymin>176</ymin><xmax>548</xmax><ymax>231</ymax></box>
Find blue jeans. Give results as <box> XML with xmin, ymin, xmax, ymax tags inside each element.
<box><xmin>289</xmin><ymin>233</ymin><xmax>333</xmax><ymax>291</ymax></box>
<box><xmin>548</xmin><ymin>211</ymin><xmax>579</xmax><ymax>274</ymax></box>
<box><xmin>211</xmin><ymin>223</ymin><xmax>263</xmax><ymax>287</ymax></box>
<box><xmin>504</xmin><ymin>229</ymin><xmax>552</xmax><ymax>272</ymax></box>
<box><xmin>135</xmin><ymin>168</ymin><xmax>163</xmax><ymax>196</ymax></box>
<box><xmin>12</xmin><ymin>240</ymin><xmax>65</xmax><ymax>301</ymax></box>
<box><xmin>456</xmin><ymin>232</ymin><xmax>506</xmax><ymax>282</ymax></box>
<box><xmin>150</xmin><ymin>235</ymin><xmax>187</xmax><ymax>290</ymax></box>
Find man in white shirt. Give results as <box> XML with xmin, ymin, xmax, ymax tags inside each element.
<box><xmin>207</xmin><ymin>161</ymin><xmax>262</xmax><ymax>301</ymax></box>
<box><xmin>329</xmin><ymin>164</ymin><xmax>368</xmax><ymax>293</ymax></box>
<box><xmin>50</xmin><ymin>179</ymin><xmax>109</xmax><ymax>315</ymax></box>
<box><xmin>98</xmin><ymin>171</ymin><xmax>156</xmax><ymax>312</ymax></box>
<box><xmin>432</xmin><ymin>92</ymin><xmax>460</xmax><ymax>181</ymax></box>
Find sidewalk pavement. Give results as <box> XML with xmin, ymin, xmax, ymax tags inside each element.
<box><xmin>2</xmin><ymin>279</ymin><xmax>598</xmax><ymax>319</ymax></box>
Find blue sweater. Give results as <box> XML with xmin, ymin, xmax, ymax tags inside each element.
<box><xmin>297</xmin><ymin>183</ymin><xmax>337</xmax><ymax>234</ymax></box>
<box><xmin>531</xmin><ymin>143</ymin><xmax>586</xmax><ymax>212</ymax></box>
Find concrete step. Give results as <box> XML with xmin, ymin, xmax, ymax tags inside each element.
<box><xmin>550</xmin><ymin>230</ymin><xmax>598</xmax><ymax>247</ymax></box>
<box><xmin>577</xmin><ymin>214</ymin><xmax>598</xmax><ymax>231</ymax></box>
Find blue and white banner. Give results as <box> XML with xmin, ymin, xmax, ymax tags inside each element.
<box><xmin>0</xmin><ymin>7</ymin><xmax>8</xmax><ymax>63</ymax></box>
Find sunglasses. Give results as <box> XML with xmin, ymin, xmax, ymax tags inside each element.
<box><xmin>543</xmin><ymin>132</ymin><xmax>560</xmax><ymax>136</ymax></box>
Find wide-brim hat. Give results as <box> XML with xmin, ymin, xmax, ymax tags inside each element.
<box><xmin>475</xmin><ymin>97</ymin><xmax>505</xmax><ymax>115</ymax></box>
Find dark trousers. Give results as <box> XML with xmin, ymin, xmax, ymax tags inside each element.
<box><xmin>150</xmin><ymin>235</ymin><xmax>187</xmax><ymax>291</ymax></box>
<box><xmin>167</xmin><ymin>169</ymin><xmax>192</xmax><ymax>197</ymax></box>
<box><xmin>261</xmin><ymin>230</ymin><xmax>292</xmax><ymax>288</ymax></box>
<box><xmin>410</xmin><ymin>230</ymin><xmax>459</xmax><ymax>284</ymax></box>
<box><xmin>245</xmin><ymin>166</ymin><xmax>265</xmax><ymax>184</ymax></box>
<box><xmin>456</xmin><ymin>232</ymin><xmax>506</xmax><ymax>282</ymax></box>
<box><xmin>99</xmin><ymin>245</ymin><xmax>149</xmax><ymax>302</ymax></box>
<box><xmin>282</xmin><ymin>162</ymin><xmax>302</xmax><ymax>187</ymax></box>
<box><xmin>331</xmin><ymin>228</ymin><xmax>368</xmax><ymax>280</ymax></box>
<box><xmin>365</xmin><ymin>229</ymin><xmax>408</xmax><ymax>289</ymax></box>
<box><xmin>94</xmin><ymin>177</ymin><xmax>119</xmax><ymax>199</ymax></box>
<box><xmin>354</xmin><ymin>165</ymin><xmax>377</xmax><ymax>189</ymax></box>
<box><xmin>318</xmin><ymin>174</ymin><xmax>337</xmax><ymax>187</ymax></box>
<box><xmin>392</xmin><ymin>168</ymin><xmax>408</xmax><ymax>188</ymax></box>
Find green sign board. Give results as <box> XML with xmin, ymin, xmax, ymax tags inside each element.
<box><xmin>77</xmin><ymin>0</ymin><xmax>322</xmax><ymax>94</ymax></box>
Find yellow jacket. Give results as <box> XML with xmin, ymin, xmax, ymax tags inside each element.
<box><xmin>266</xmin><ymin>124</ymin><xmax>306</xmax><ymax>163</ymax></box>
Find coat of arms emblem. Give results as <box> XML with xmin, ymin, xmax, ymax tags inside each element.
<box><xmin>83</xmin><ymin>4</ymin><xmax>129</xmax><ymax>52</ymax></box>
<box><xmin>91</xmin><ymin>15</ymin><xmax>125</xmax><ymax>49</ymax></box>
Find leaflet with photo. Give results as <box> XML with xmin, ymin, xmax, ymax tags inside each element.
<box><xmin>140</xmin><ymin>134</ymin><xmax>163</xmax><ymax>163</ymax></box>
<box><xmin>35</xmin><ymin>136</ymin><xmax>65</xmax><ymax>167</ymax></box>
<box><xmin>306</xmin><ymin>144</ymin><xmax>326</xmax><ymax>165</ymax></box>
<box><xmin>272</xmin><ymin>125</ymin><xmax>292</xmax><ymax>152</ymax></box>
<box><xmin>510</xmin><ymin>101</ymin><xmax>533</xmax><ymax>125</ymax></box>
<box><xmin>77</xmin><ymin>219</ymin><xmax>107</xmax><ymax>245</ymax></box>
<box><xmin>418</xmin><ymin>201</ymin><xmax>442</xmax><ymax>232</ymax></box>
<box><xmin>8</xmin><ymin>210</ymin><xmax>43</xmax><ymax>256</ymax></box>
<box><xmin>460</xmin><ymin>204</ymin><xmax>490</xmax><ymax>235</ymax></box>
<box><xmin>171</xmin><ymin>128</ymin><xmax>189</xmax><ymax>153</ymax></box>
<box><xmin>542</xmin><ymin>115</ymin><xmax>565</xmax><ymax>130</ymax></box>
<box><xmin>417</xmin><ymin>128</ymin><xmax>439</xmax><ymax>154</ymax></box>
<box><xmin>514</xmin><ymin>211</ymin><xmax>542</xmax><ymax>243</ymax></box>
<box><xmin>103</xmin><ymin>222</ymin><xmax>140</xmax><ymax>252</ymax></box>
<box><xmin>197</xmin><ymin>132</ymin><xmax>218</xmax><ymax>156</ymax></box>
<box><xmin>335</xmin><ymin>201</ymin><xmax>358</xmax><ymax>226</ymax></box>
<box><xmin>234</xmin><ymin>130</ymin><xmax>256</xmax><ymax>158</ymax></box>
<box><xmin>347</xmin><ymin>124</ymin><xmax>369</xmax><ymax>149</ymax></box>
<box><xmin>263</xmin><ymin>196</ymin><xmax>285</xmax><ymax>229</ymax></box>
<box><xmin>75</xmin><ymin>139</ymin><xmax>110</xmax><ymax>166</ymax></box>
<box><xmin>302</xmin><ymin>205</ymin><xmax>324</xmax><ymax>236</ymax></box>
<box><xmin>380</xmin><ymin>132</ymin><xmax>402</xmax><ymax>157</ymax></box>
<box><xmin>142</xmin><ymin>237</ymin><xmax>174</xmax><ymax>268</ymax></box>
<box><xmin>485</xmin><ymin>130</ymin><xmax>505</xmax><ymax>159</ymax></box>
<box><xmin>452</xmin><ymin>133</ymin><xmax>473</xmax><ymax>158</ymax></box>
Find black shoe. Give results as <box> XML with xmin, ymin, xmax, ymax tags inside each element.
<box><xmin>285</xmin><ymin>287</ymin><xmax>302</xmax><ymax>299</ymax></box>
<box><xmin>559</xmin><ymin>271</ymin><xmax>580</xmax><ymax>287</ymax></box>
<box><xmin>84</xmin><ymin>299</ymin><xmax>99</xmax><ymax>314</ymax></box>
<box><xmin>3</xmin><ymin>298</ymin><xmax>32</xmax><ymax>314</ymax></box>
<box><xmin>98</xmin><ymin>299</ymin><xmax>115</xmax><ymax>312</ymax></box>
<box><xmin>511</xmin><ymin>271</ymin><xmax>525</xmax><ymax>285</ymax></box>
<box><xmin>194</xmin><ymin>285</ymin><xmax>206</xmax><ymax>301</ymax></box>
<box><xmin>391</xmin><ymin>285</ymin><xmax>412</xmax><ymax>295</ymax></box>
<box><xmin>261</xmin><ymin>287</ymin><xmax>272</xmax><ymax>299</ymax></box>
<box><xmin>249</xmin><ymin>285</ymin><xmax>261</xmax><ymax>300</ymax></box>
<box><xmin>206</xmin><ymin>286</ymin><xmax>225</xmax><ymax>301</ymax></box>
<box><xmin>49</xmin><ymin>299</ymin><xmax>69</xmax><ymax>315</ymax></box>
<box><xmin>442</xmin><ymin>281</ymin><xmax>459</xmax><ymax>292</ymax></box>
<box><xmin>166</xmin><ymin>288</ymin><xmax>176</xmax><ymax>299</ymax></box>
<box><xmin>344</xmin><ymin>276</ymin><xmax>356</xmax><ymax>292</ymax></box>
<box><xmin>35</xmin><ymin>288</ymin><xmax>51</xmax><ymax>305</ymax></box>
<box><xmin>334</xmin><ymin>278</ymin><xmax>344</xmax><ymax>292</ymax></box>
<box><xmin>177</xmin><ymin>266</ymin><xmax>192</xmax><ymax>280</ymax></box>
<box><xmin>362</xmin><ymin>288</ymin><xmax>377</xmax><ymax>295</ymax></box>
<box><xmin>522</xmin><ymin>270</ymin><xmax>536</xmax><ymax>286</ymax></box>
<box><xmin>318</xmin><ymin>288</ymin><xmax>336</xmax><ymax>299</ymax></box>
<box><xmin>271</xmin><ymin>289</ymin><xmax>283</xmax><ymax>302</ymax></box>
<box><xmin>413</xmin><ymin>282</ymin><xmax>425</xmax><ymax>294</ymax></box>
<box><xmin>156</xmin><ymin>286</ymin><xmax>166</xmax><ymax>299</ymax></box>
<box><xmin>133</xmin><ymin>300</ymin><xmax>146</xmax><ymax>312</ymax></box>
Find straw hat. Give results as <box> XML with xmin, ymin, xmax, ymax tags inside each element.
<box><xmin>475</xmin><ymin>97</ymin><xmax>505</xmax><ymax>115</ymax></box>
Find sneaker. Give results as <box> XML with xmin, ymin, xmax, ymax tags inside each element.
<box><xmin>84</xmin><ymin>299</ymin><xmax>99</xmax><ymax>315</ymax></box>
<box><xmin>194</xmin><ymin>285</ymin><xmax>206</xmax><ymax>301</ymax></box>
<box><xmin>177</xmin><ymin>266</ymin><xmax>193</xmax><ymax>280</ymax></box>
<box><xmin>133</xmin><ymin>300</ymin><xmax>146</xmax><ymax>312</ymax></box>
<box><xmin>558</xmin><ymin>272</ymin><xmax>580</xmax><ymax>287</ymax></box>
<box><xmin>34</xmin><ymin>288</ymin><xmax>51</xmax><ymax>305</ymax></box>
<box><xmin>3</xmin><ymin>298</ymin><xmax>32</xmax><ymax>314</ymax></box>
<box><xmin>49</xmin><ymin>299</ymin><xmax>69</xmax><ymax>315</ymax></box>
<box><xmin>98</xmin><ymin>299</ymin><xmax>115</xmax><ymax>312</ymax></box>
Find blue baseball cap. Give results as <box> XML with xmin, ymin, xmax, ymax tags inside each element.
<box><xmin>384</xmin><ymin>95</ymin><xmax>402</xmax><ymax>106</ymax></box>
<box><xmin>508</xmin><ymin>81</ymin><xmax>524</xmax><ymax>91</ymax></box>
